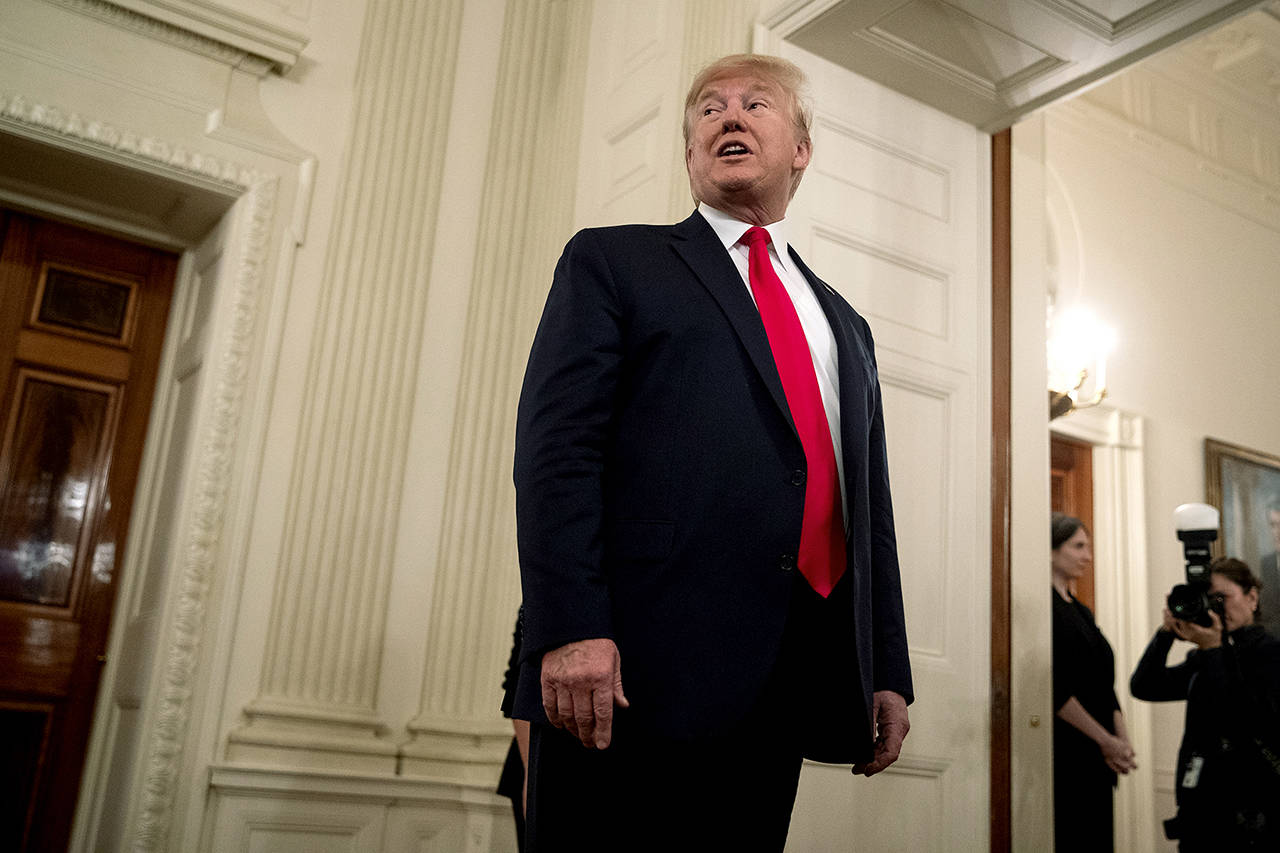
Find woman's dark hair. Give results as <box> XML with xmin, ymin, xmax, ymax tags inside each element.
<box><xmin>1051</xmin><ymin>512</ymin><xmax>1087</xmax><ymax>550</ymax></box>
<box><xmin>1210</xmin><ymin>556</ymin><xmax>1264</xmax><ymax>621</ymax></box>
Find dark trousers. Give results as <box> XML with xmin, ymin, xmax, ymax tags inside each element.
<box><xmin>523</xmin><ymin>574</ymin><xmax>867</xmax><ymax>853</ymax></box>
<box><xmin>525</xmin><ymin>720</ymin><xmax>803</xmax><ymax>853</ymax></box>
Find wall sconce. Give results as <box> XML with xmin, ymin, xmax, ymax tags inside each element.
<box><xmin>1047</xmin><ymin>305</ymin><xmax>1116</xmax><ymax>420</ymax></box>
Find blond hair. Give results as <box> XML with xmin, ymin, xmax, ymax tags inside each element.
<box><xmin>682</xmin><ymin>53</ymin><xmax>813</xmax><ymax>200</ymax></box>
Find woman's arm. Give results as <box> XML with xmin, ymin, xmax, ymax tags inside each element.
<box><xmin>1056</xmin><ymin>697</ymin><xmax>1137</xmax><ymax>774</ymax></box>
<box><xmin>1111</xmin><ymin>708</ymin><xmax>1137</xmax><ymax>769</ymax></box>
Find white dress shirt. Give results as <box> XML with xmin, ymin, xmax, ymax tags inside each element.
<box><xmin>697</xmin><ymin>205</ymin><xmax>847</xmax><ymax>525</ymax></box>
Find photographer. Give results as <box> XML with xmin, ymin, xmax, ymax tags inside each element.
<box><xmin>1130</xmin><ymin>558</ymin><xmax>1280</xmax><ymax>850</ymax></box>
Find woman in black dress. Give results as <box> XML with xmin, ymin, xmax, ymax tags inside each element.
<box><xmin>1051</xmin><ymin>513</ymin><xmax>1137</xmax><ymax>851</ymax></box>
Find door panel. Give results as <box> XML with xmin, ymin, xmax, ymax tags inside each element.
<box><xmin>0</xmin><ymin>210</ymin><xmax>176</xmax><ymax>852</ymax></box>
<box><xmin>0</xmin><ymin>370</ymin><xmax>118</xmax><ymax>607</ymax></box>
<box><xmin>781</xmin><ymin>42</ymin><xmax>989</xmax><ymax>851</ymax></box>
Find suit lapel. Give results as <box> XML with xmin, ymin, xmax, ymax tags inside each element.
<box><xmin>790</xmin><ymin>246</ymin><xmax>873</xmax><ymax>496</ymax></box>
<box><xmin>670</xmin><ymin>212</ymin><xmax>796</xmax><ymax>434</ymax></box>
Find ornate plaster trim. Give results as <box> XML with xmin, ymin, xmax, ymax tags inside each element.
<box><xmin>0</xmin><ymin>92</ymin><xmax>257</xmax><ymax>189</ymax></box>
<box><xmin>40</xmin><ymin>0</ymin><xmax>292</xmax><ymax>73</ymax></box>
<box><xmin>130</xmin><ymin>173</ymin><xmax>277</xmax><ymax>852</ymax></box>
<box><xmin>1052</xmin><ymin>97</ymin><xmax>1280</xmax><ymax>232</ymax></box>
<box><xmin>1031</xmin><ymin>0</ymin><xmax>1197</xmax><ymax>44</ymax></box>
<box><xmin>4</xmin><ymin>90</ymin><xmax>276</xmax><ymax>852</ymax></box>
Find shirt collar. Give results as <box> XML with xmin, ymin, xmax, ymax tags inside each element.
<box><xmin>697</xmin><ymin>204</ymin><xmax>790</xmax><ymax>257</ymax></box>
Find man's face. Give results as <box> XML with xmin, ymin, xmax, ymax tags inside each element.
<box><xmin>685</xmin><ymin>74</ymin><xmax>810</xmax><ymax>220</ymax></box>
<box><xmin>1268</xmin><ymin>509</ymin><xmax>1280</xmax><ymax>551</ymax></box>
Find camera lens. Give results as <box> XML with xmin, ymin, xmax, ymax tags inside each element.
<box><xmin>1167</xmin><ymin>583</ymin><xmax>1215</xmax><ymax>627</ymax></box>
<box><xmin>1168</xmin><ymin>584</ymin><xmax>1200</xmax><ymax>617</ymax></box>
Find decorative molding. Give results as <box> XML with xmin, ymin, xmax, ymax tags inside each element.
<box><xmin>875</xmin><ymin>356</ymin><xmax>963</xmax><ymax>665</ymax></box>
<box><xmin>811</xmin><ymin>113</ymin><xmax>951</xmax><ymax>222</ymax></box>
<box><xmin>809</xmin><ymin>220</ymin><xmax>951</xmax><ymax>342</ymax></box>
<box><xmin>1169</xmin><ymin>13</ymin><xmax>1280</xmax><ymax>115</ymax></box>
<box><xmin>764</xmin><ymin>0</ymin><xmax>1269</xmax><ymax>131</ymax></box>
<box><xmin>863</xmin><ymin>13</ymin><xmax>1067</xmax><ymax>99</ymax></box>
<box><xmin>874</xmin><ymin>753</ymin><xmax>951</xmax><ymax>778</ymax></box>
<box><xmin>208</xmin><ymin>763</ymin><xmax>510</xmax><ymax>803</ymax></box>
<box><xmin>604</xmin><ymin>98</ymin><xmax>663</xmax><ymax>206</ymax></box>
<box><xmin>755</xmin><ymin>0</ymin><xmax>843</xmax><ymax>43</ymax></box>
<box><xmin>1032</xmin><ymin>0</ymin><xmax>1200</xmax><ymax>43</ymax></box>
<box><xmin>207</xmin><ymin>764</ymin><xmax>513</xmax><ymax>853</ymax></box>
<box><xmin>229</xmin><ymin>0</ymin><xmax>466</xmax><ymax>771</ymax></box>
<box><xmin>1048</xmin><ymin>402</ymin><xmax>1144</xmax><ymax>449</ymax></box>
<box><xmin>1052</xmin><ymin>96</ymin><xmax>1280</xmax><ymax>233</ymax></box>
<box><xmin>131</xmin><ymin>173</ymin><xmax>278</xmax><ymax>852</ymax></box>
<box><xmin>0</xmin><ymin>90</ymin><xmax>288</xmax><ymax>851</ymax></box>
<box><xmin>0</xmin><ymin>92</ymin><xmax>255</xmax><ymax>189</ymax></box>
<box><xmin>799</xmin><ymin>752</ymin><xmax>949</xmax><ymax>777</ymax></box>
<box><xmin>401</xmin><ymin>0</ymin><xmax>591</xmax><ymax>780</ymax></box>
<box><xmin>42</xmin><ymin>0</ymin><xmax>303</xmax><ymax>73</ymax></box>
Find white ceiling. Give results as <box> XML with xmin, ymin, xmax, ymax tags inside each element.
<box><xmin>778</xmin><ymin>0</ymin><xmax>1279</xmax><ymax>130</ymax></box>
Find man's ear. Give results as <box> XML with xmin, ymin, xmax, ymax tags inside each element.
<box><xmin>792</xmin><ymin>137</ymin><xmax>811</xmax><ymax>171</ymax></box>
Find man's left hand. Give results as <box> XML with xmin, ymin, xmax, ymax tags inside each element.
<box><xmin>852</xmin><ymin>690</ymin><xmax>910</xmax><ymax>777</ymax></box>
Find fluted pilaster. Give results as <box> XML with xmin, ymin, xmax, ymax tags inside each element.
<box><xmin>400</xmin><ymin>0</ymin><xmax>592</xmax><ymax>782</ymax></box>
<box><xmin>227</xmin><ymin>0</ymin><xmax>464</xmax><ymax>771</ymax></box>
<box><xmin>667</xmin><ymin>0</ymin><xmax>760</xmax><ymax>222</ymax></box>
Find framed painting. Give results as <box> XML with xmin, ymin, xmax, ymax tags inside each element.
<box><xmin>1204</xmin><ymin>438</ymin><xmax>1280</xmax><ymax>573</ymax></box>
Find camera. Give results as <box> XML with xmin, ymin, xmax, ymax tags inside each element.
<box><xmin>1166</xmin><ymin>503</ymin><xmax>1221</xmax><ymax>627</ymax></box>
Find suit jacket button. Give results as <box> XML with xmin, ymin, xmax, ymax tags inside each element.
<box><xmin>791</xmin><ymin>469</ymin><xmax>805</xmax><ymax>486</ymax></box>
<box><xmin>779</xmin><ymin>554</ymin><xmax>795</xmax><ymax>571</ymax></box>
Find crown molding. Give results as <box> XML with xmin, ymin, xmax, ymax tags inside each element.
<box><xmin>1054</xmin><ymin>92</ymin><xmax>1280</xmax><ymax>233</ymax></box>
<box><xmin>0</xmin><ymin>92</ymin><xmax>257</xmax><ymax>190</ymax></box>
<box><xmin>42</xmin><ymin>0</ymin><xmax>307</xmax><ymax>74</ymax></box>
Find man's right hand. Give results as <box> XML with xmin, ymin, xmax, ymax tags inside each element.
<box><xmin>540</xmin><ymin>638</ymin><xmax>628</xmax><ymax>749</ymax></box>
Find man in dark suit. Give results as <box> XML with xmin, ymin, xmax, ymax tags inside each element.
<box><xmin>1258</xmin><ymin>502</ymin><xmax>1280</xmax><ymax>637</ymax></box>
<box><xmin>512</xmin><ymin>53</ymin><xmax>912</xmax><ymax>852</ymax></box>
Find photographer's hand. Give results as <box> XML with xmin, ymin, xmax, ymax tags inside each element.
<box><xmin>1171</xmin><ymin>612</ymin><xmax>1223</xmax><ymax>650</ymax></box>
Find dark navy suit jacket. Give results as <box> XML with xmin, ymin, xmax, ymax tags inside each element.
<box><xmin>512</xmin><ymin>210</ymin><xmax>912</xmax><ymax>762</ymax></box>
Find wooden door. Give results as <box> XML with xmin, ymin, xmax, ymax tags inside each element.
<box><xmin>1050</xmin><ymin>434</ymin><xmax>1095</xmax><ymax>610</ymax></box>
<box><xmin>0</xmin><ymin>210</ymin><xmax>176</xmax><ymax>852</ymax></box>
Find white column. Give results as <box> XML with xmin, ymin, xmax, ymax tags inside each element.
<box><xmin>667</xmin><ymin>0</ymin><xmax>759</xmax><ymax>222</ymax></box>
<box><xmin>399</xmin><ymin>0</ymin><xmax>593</xmax><ymax>782</ymax></box>
<box><xmin>227</xmin><ymin>0</ymin><xmax>466</xmax><ymax>772</ymax></box>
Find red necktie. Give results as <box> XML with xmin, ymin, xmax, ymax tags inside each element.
<box><xmin>743</xmin><ymin>226</ymin><xmax>846</xmax><ymax>597</ymax></box>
